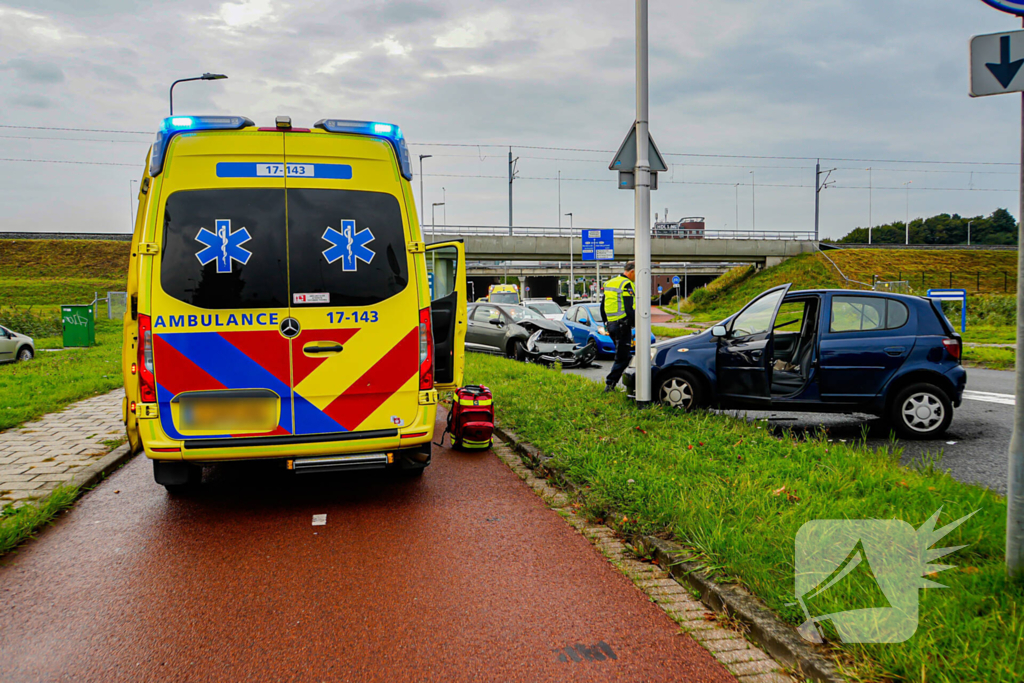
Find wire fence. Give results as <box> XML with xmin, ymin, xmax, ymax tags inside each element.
<box><xmin>863</xmin><ymin>271</ymin><xmax>1019</xmax><ymax>295</ymax></box>
<box><xmin>107</xmin><ymin>291</ymin><xmax>127</xmax><ymax>320</ymax></box>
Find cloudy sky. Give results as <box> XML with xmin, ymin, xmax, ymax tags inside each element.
<box><xmin>1</xmin><ymin>0</ymin><xmax>1023</xmax><ymax>239</ymax></box>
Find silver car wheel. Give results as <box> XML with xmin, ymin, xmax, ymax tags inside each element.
<box><xmin>17</xmin><ymin>347</ymin><xmax>33</xmax><ymax>362</ymax></box>
<box><xmin>901</xmin><ymin>391</ymin><xmax>944</xmax><ymax>433</ymax></box>
<box><xmin>659</xmin><ymin>377</ymin><xmax>694</xmax><ymax>410</ymax></box>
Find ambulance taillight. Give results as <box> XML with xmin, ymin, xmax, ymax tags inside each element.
<box><xmin>419</xmin><ymin>306</ymin><xmax>434</xmax><ymax>390</ymax></box>
<box><xmin>137</xmin><ymin>314</ymin><xmax>157</xmax><ymax>403</ymax></box>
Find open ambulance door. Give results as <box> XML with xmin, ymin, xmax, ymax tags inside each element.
<box><xmin>426</xmin><ymin>241</ymin><xmax>467</xmax><ymax>391</ymax></box>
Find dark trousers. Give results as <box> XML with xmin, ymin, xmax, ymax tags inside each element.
<box><xmin>605</xmin><ymin>320</ymin><xmax>633</xmax><ymax>387</ymax></box>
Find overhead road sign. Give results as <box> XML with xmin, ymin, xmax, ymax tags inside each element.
<box><xmin>971</xmin><ymin>31</ymin><xmax>1024</xmax><ymax>96</ymax></box>
<box><xmin>609</xmin><ymin>121</ymin><xmax>667</xmax><ymax>191</ymax></box>
<box><xmin>581</xmin><ymin>229</ymin><xmax>615</xmax><ymax>261</ymax></box>
<box><xmin>980</xmin><ymin>0</ymin><xmax>1024</xmax><ymax>15</ymax></box>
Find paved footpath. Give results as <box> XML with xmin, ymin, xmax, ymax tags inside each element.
<box><xmin>0</xmin><ymin>390</ymin><xmax>124</xmax><ymax>507</ymax></box>
<box><xmin>0</xmin><ymin>411</ymin><xmax>771</xmax><ymax>682</ymax></box>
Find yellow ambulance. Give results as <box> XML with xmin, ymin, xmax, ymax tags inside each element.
<box><xmin>122</xmin><ymin>115</ymin><xmax>466</xmax><ymax>491</ymax></box>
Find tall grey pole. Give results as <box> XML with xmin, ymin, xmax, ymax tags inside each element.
<box><xmin>814</xmin><ymin>160</ymin><xmax>820</xmax><ymax>242</ymax></box>
<box><xmin>634</xmin><ymin>0</ymin><xmax>653</xmax><ymax>405</ymax></box>
<box><xmin>418</xmin><ymin>155</ymin><xmax>431</xmax><ymax>230</ymax></box>
<box><xmin>1007</xmin><ymin>66</ymin><xmax>1024</xmax><ymax>576</ymax></box>
<box><xmin>868</xmin><ymin>167</ymin><xmax>873</xmax><ymax>245</ymax></box>
<box><xmin>968</xmin><ymin>220</ymin><xmax>973</xmax><ymax>246</ymax></box>
<box><xmin>567</xmin><ymin>213</ymin><xmax>574</xmax><ymax>304</ymax></box>
<box><xmin>508</xmin><ymin>147</ymin><xmax>514</xmax><ymax>236</ymax></box>
<box><xmin>751</xmin><ymin>170</ymin><xmax>756</xmax><ymax>232</ymax></box>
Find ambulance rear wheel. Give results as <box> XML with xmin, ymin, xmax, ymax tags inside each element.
<box><xmin>154</xmin><ymin>460</ymin><xmax>202</xmax><ymax>495</ymax></box>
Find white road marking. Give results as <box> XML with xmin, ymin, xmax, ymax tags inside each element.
<box><xmin>312</xmin><ymin>514</ymin><xmax>327</xmax><ymax>526</ymax></box>
<box><xmin>963</xmin><ymin>390</ymin><xmax>1016</xmax><ymax>406</ymax></box>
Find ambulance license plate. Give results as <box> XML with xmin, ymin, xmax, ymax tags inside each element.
<box><xmin>179</xmin><ymin>395</ymin><xmax>277</xmax><ymax>432</ymax></box>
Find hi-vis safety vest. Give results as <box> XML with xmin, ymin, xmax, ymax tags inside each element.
<box><xmin>603</xmin><ymin>275</ymin><xmax>635</xmax><ymax>322</ymax></box>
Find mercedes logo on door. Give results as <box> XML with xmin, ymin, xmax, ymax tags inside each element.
<box><xmin>280</xmin><ymin>317</ymin><xmax>301</xmax><ymax>339</ymax></box>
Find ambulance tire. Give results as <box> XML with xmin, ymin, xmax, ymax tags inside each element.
<box><xmin>154</xmin><ymin>460</ymin><xmax>202</xmax><ymax>495</ymax></box>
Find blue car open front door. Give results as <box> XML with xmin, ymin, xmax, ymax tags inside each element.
<box><xmin>716</xmin><ymin>284</ymin><xmax>791</xmax><ymax>406</ymax></box>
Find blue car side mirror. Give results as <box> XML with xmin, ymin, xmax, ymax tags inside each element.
<box><xmin>711</xmin><ymin>325</ymin><xmax>727</xmax><ymax>338</ymax></box>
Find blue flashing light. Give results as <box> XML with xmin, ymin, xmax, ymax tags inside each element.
<box><xmin>149</xmin><ymin>115</ymin><xmax>254</xmax><ymax>177</ymax></box>
<box><xmin>313</xmin><ymin>119</ymin><xmax>413</xmax><ymax>181</ymax></box>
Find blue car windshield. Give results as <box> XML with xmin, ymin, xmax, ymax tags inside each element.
<box><xmin>582</xmin><ymin>305</ymin><xmax>602</xmax><ymax>321</ymax></box>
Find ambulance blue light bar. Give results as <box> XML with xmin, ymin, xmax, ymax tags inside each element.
<box><xmin>313</xmin><ymin>119</ymin><xmax>413</xmax><ymax>180</ymax></box>
<box><xmin>149</xmin><ymin>115</ymin><xmax>254</xmax><ymax>176</ymax></box>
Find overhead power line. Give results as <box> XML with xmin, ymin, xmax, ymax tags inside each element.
<box><xmin>0</xmin><ymin>157</ymin><xmax>138</xmax><ymax>167</ymax></box>
<box><xmin>0</xmin><ymin>124</ymin><xmax>151</xmax><ymax>135</ymax></box>
<box><xmin>0</xmin><ymin>134</ymin><xmax>150</xmax><ymax>144</ymax></box>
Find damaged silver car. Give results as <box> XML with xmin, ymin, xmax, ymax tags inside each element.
<box><xmin>466</xmin><ymin>303</ymin><xmax>597</xmax><ymax>368</ymax></box>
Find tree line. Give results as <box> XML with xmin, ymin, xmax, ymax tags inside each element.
<box><xmin>826</xmin><ymin>208</ymin><xmax>1018</xmax><ymax>245</ymax></box>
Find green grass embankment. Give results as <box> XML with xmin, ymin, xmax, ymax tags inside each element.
<box><xmin>466</xmin><ymin>353</ymin><xmax>1021</xmax><ymax>682</ymax></box>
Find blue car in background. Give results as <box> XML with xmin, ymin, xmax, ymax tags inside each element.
<box><xmin>622</xmin><ymin>284</ymin><xmax>966</xmax><ymax>438</ymax></box>
<box><xmin>563</xmin><ymin>303</ymin><xmax>656</xmax><ymax>357</ymax></box>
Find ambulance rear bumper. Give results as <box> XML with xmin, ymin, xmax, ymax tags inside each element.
<box><xmin>181</xmin><ymin>427</ymin><xmax>398</xmax><ymax>450</ymax></box>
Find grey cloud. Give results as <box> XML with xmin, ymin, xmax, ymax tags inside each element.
<box><xmin>5</xmin><ymin>59</ymin><xmax>65</xmax><ymax>84</ymax></box>
<box><xmin>10</xmin><ymin>93</ymin><xmax>55</xmax><ymax>108</ymax></box>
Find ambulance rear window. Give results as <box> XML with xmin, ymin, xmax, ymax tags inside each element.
<box><xmin>287</xmin><ymin>188</ymin><xmax>408</xmax><ymax>306</ymax></box>
<box><xmin>160</xmin><ymin>189</ymin><xmax>289</xmax><ymax>309</ymax></box>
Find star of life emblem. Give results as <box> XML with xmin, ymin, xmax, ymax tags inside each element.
<box><xmin>195</xmin><ymin>219</ymin><xmax>253</xmax><ymax>274</ymax></box>
<box><xmin>322</xmin><ymin>220</ymin><xmax>375</xmax><ymax>271</ymax></box>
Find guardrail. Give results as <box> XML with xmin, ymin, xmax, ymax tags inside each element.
<box><xmin>427</xmin><ymin>225</ymin><xmax>816</xmax><ymax>240</ymax></box>
<box><xmin>0</xmin><ymin>231</ymin><xmax>132</xmax><ymax>241</ymax></box>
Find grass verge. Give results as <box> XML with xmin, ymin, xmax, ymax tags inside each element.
<box><xmin>0</xmin><ymin>485</ymin><xmax>79</xmax><ymax>558</ymax></box>
<box><xmin>466</xmin><ymin>353</ymin><xmax>1020</xmax><ymax>682</ymax></box>
<box><xmin>0</xmin><ymin>317</ymin><xmax>123</xmax><ymax>432</ymax></box>
<box><xmin>963</xmin><ymin>345</ymin><xmax>1015</xmax><ymax>371</ymax></box>
<box><xmin>652</xmin><ymin>325</ymin><xmax>698</xmax><ymax>338</ymax></box>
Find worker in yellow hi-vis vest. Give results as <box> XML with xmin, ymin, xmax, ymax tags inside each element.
<box><xmin>600</xmin><ymin>261</ymin><xmax>636</xmax><ymax>392</ymax></box>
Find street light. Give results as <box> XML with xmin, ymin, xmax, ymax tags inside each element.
<box><xmin>565</xmin><ymin>212</ymin><xmax>574</xmax><ymax>304</ymax></box>
<box><xmin>431</xmin><ymin>202</ymin><xmax>445</xmax><ymax>242</ymax></box>
<box><xmin>903</xmin><ymin>181</ymin><xmax>913</xmax><ymax>245</ymax></box>
<box><xmin>169</xmin><ymin>73</ymin><xmax>227</xmax><ymax>116</ymax></box>
<box><xmin>968</xmin><ymin>220</ymin><xmax>974</xmax><ymax>246</ymax></box>
<box><xmin>419</xmin><ymin>155</ymin><xmax>432</xmax><ymax>229</ymax></box>
<box><xmin>750</xmin><ymin>171</ymin><xmax>756</xmax><ymax>231</ymax></box>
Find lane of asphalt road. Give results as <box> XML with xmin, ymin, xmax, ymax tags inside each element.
<box><xmin>0</xmin><ymin>412</ymin><xmax>735</xmax><ymax>683</ymax></box>
<box><xmin>570</xmin><ymin>360</ymin><xmax>1015</xmax><ymax>494</ymax></box>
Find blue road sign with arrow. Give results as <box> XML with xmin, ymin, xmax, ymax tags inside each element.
<box><xmin>672</xmin><ymin>276</ymin><xmax>680</xmax><ymax>286</ymax></box>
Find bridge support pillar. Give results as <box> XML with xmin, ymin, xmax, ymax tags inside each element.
<box><xmin>764</xmin><ymin>256</ymin><xmax>788</xmax><ymax>269</ymax></box>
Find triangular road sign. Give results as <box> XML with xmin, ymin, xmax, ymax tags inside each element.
<box><xmin>608</xmin><ymin>122</ymin><xmax>668</xmax><ymax>173</ymax></box>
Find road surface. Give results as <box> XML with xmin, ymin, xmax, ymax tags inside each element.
<box><xmin>0</xmin><ymin>413</ymin><xmax>735</xmax><ymax>683</ymax></box>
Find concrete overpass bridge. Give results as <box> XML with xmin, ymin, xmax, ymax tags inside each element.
<box><xmin>427</xmin><ymin>226</ymin><xmax>817</xmax><ymax>268</ymax></box>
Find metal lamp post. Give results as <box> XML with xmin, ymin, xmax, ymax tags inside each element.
<box><xmin>431</xmin><ymin>202</ymin><xmax>444</xmax><ymax>242</ymax></box>
<box><xmin>968</xmin><ymin>220</ymin><xmax>974</xmax><ymax>246</ymax></box>
<box><xmin>565</xmin><ymin>212</ymin><xmax>574</xmax><ymax>303</ymax></box>
<box><xmin>419</xmin><ymin>155</ymin><xmax>432</xmax><ymax>229</ymax></box>
<box><xmin>169</xmin><ymin>73</ymin><xmax>227</xmax><ymax>116</ymax></box>
<box><xmin>904</xmin><ymin>181</ymin><xmax>912</xmax><ymax>244</ymax></box>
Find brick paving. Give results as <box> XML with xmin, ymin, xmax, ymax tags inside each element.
<box><xmin>0</xmin><ymin>390</ymin><xmax>124</xmax><ymax>507</ymax></box>
<box><xmin>493</xmin><ymin>439</ymin><xmax>798</xmax><ymax>683</ymax></box>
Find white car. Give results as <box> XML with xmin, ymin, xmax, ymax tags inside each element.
<box><xmin>0</xmin><ymin>325</ymin><xmax>34</xmax><ymax>363</ymax></box>
<box><xmin>524</xmin><ymin>299</ymin><xmax>565</xmax><ymax>322</ymax></box>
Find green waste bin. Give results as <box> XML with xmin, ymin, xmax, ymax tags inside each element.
<box><xmin>61</xmin><ymin>304</ymin><xmax>96</xmax><ymax>348</ymax></box>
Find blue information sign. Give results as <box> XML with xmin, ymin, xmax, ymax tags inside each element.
<box><xmin>980</xmin><ymin>0</ymin><xmax>1024</xmax><ymax>15</ymax></box>
<box><xmin>672</xmin><ymin>276</ymin><xmax>681</xmax><ymax>285</ymax></box>
<box><xmin>927</xmin><ymin>289</ymin><xmax>967</xmax><ymax>333</ymax></box>
<box><xmin>581</xmin><ymin>229</ymin><xmax>615</xmax><ymax>261</ymax></box>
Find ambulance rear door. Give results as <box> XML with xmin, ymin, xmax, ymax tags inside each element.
<box><xmin>282</xmin><ymin>133</ymin><xmax>420</xmax><ymax>438</ymax></box>
<box><xmin>426</xmin><ymin>241</ymin><xmax>467</xmax><ymax>390</ymax></box>
<box><xmin>150</xmin><ymin>130</ymin><xmax>295</xmax><ymax>441</ymax></box>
